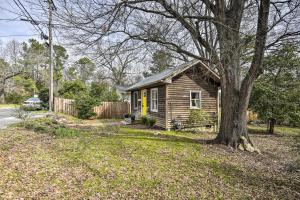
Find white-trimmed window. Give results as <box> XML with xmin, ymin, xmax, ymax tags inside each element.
<box><xmin>133</xmin><ymin>91</ymin><xmax>138</xmax><ymax>109</ymax></box>
<box><xmin>190</xmin><ymin>91</ymin><xmax>201</xmax><ymax>109</ymax></box>
<box><xmin>150</xmin><ymin>88</ymin><xmax>158</xmax><ymax>112</ymax></box>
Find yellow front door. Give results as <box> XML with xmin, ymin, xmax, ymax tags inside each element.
<box><xmin>141</xmin><ymin>89</ymin><xmax>147</xmax><ymax>116</ymax></box>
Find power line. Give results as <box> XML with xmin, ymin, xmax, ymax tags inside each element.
<box><xmin>0</xmin><ymin>34</ymin><xmax>39</xmax><ymax>37</ymax></box>
<box><xmin>0</xmin><ymin>18</ymin><xmax>21</xmax><ymax>21</ymax></box>
<box><xmin>12</xmin><ymin>0</ymin><xmax>47</xmax><ymax>39</ymax></box>
<box><xmin>0</xmin><ymin>5</ymin><xmax>22</xmax><ymax>16</ymax></box>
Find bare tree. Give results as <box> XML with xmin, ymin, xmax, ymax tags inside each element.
<box><xmin>0</xmin><ymin>40</ymin><xmax>23</xmax><ymax>103</ymax></box>
<box><xmin>53</xmin><ymin>0</ymin><xmax>299</xmax><ymax>150</ymax></box>
<box><xmin>91</xmin><ymin>44</ymin><xmax>142</xmax><ymax>85</ymax></box>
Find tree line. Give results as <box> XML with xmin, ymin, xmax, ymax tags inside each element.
<box><xmin>0</xmin><ymin>39</ymin><xmax>125</xmax><ymax>107</ymax></box>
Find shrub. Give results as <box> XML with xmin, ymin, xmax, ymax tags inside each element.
<box><xmin>141</xmin><ymin>116</ymin><xmax>149</xmax><ymax>125</ymax></box>
<box><xmin>188</xmin><ymin>109</ymin><xmax>210</xmax><ymax>126</ymax></box>
<box><xmin>90</xmin><ymin>82</ymin><xmax>120</xmax><ymax>102</ymax></box>
<box><xmin>131</xmin><ymin>115</ymin><xmax>135</xmax><ymax>122</ymax></box>
<box><xmin>5</xmin><ymin>92</ymin><xmax>25</xmax><ymax>104</ymax></box>
<box><xmin>171</xmin><ymin>119</ymin><xmax>183</xmax><ymax>130</ymax></box>
<box><xmin>58</xmin><ymin>79</ymin><xmax>87</xmax><ymax>99</ymax></box>
<box><xmin>13</xmin><ymin>107</ymin><xmax>32</xmax><ymax>125</ymax></box>
<box><xmin>38</xmin><ymin>87</ymin><xmax>49</xmax><ymax>109</ymax></box>
<box><xmin>23</xmin><ymin>118</ymin><xmax>57</xmax><ymax>134</ymax></box>
<box><xmin>73</xmin><ymin>93</ymin><xmax>99</xmax><ymax>119</ymax></box>
<box><xmin>148</xmin><ymin>118</ymin><xmax>157</xmax><ymax>127</ymax></box>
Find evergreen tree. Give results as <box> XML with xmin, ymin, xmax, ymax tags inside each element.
<box><xmin>250</xmin><ymin>43</ymin><xmax>300</xmax><ymax>132</ymax></box>
<box><xmin>143</xmin><ymin>50</ymin><xmax>173</xmax><ymax>77</ymax></box>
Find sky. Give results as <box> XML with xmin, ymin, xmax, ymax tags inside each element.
<box><xmin>0</xmin><ymin>0</ymin><xmax>42</xmax><ymax>44</ymax></box>
<box><xmin>0</xmin><ymin>0</ymin><xmax>80</xmax><ymax>63</ymax></box>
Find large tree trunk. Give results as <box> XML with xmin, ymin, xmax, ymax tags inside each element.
<box><xmin>215</xmin><ymin>79</ymin><xmax>254</xmax><ymax>150</ymax></box>
<box><xmin>213</xmin><ymin>0</ymin><xmax>270</xmax><ymax>153</ymax></box>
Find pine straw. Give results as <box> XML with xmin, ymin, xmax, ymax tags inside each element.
<box><xmin>0</xmin><ymin>123</ymin><xmax>299</xmax><ymax>199</ymax></box>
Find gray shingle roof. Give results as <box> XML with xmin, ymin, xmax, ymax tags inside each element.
<box><xmin>126</xmin><ymin>59</ymin><xmax>219</xmax><ymax>91</ymax></box>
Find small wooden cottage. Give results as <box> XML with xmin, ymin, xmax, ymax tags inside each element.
<box><xmin>126</xmin><ymin>60</ymin><xmax>221</xmax><ymax>130</ymax></box>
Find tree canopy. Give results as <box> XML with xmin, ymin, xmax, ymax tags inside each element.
<box><xmin>143</xmin><ymin>49</ymin><xmax>174</xmax><ymax>77</ymax></box>
<box><xmin>250</xmin><ymin>43</ymin><xmax>300</xmax><ymax>127</ymax></box>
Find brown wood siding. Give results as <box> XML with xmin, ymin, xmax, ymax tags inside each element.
<box><xmin>167</xmin><ymin>71</ymin><xmax>218</xmax><ymax>129</ymax></box>
<box><xmin>146</xmin><ymin>85</ymin><xmax>166</xmax><ymax>128</ymax></box>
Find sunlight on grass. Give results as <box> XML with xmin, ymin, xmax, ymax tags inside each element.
<box><xmin>248</xmin><ymin>124</ymin><xmax>300</xmax><ymax>137</ymax></box>
<box><xmin>0</xmin><ymin>104</ymin><xmax>20</xmax><ymax>108</ymax></box>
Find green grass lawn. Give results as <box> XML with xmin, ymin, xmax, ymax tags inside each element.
<box><xmin>0</xmin><ymin>118</ymin><xmax>299</xmax><ymax>199</ymax></box>
<box><xmin>0</xmin><ymin>104</ymin><xmax>19</xmax><ymax>108</ymax></box>
<box><xmin>248</xmin><ymin>124</ymin><xmax>300</xmax><ymax>137</ymax></box>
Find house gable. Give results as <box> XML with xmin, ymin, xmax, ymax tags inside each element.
<box><xmin>166</xmin><ymin>67</ymin><xmax>218</xmax><ymax>129</ymax></box>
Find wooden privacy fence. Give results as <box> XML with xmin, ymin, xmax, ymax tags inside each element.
<box><xmin>54</xmin><ymin>97</ymin><xmax>130</xmax><ymax>119</ymax></box>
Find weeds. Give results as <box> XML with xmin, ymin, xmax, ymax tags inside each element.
<box><xmin>13</xmin><ymin>107</ymin><xmax>32</xmax><ymax>125</ymax></box>
<box><xmin>54</xmin><ymin>127</ymin><xmax>81</xmax><ymax>137</ymax></box>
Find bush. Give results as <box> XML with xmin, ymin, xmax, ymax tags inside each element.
<box><xmin>90</xmin><ymin>82</ymin><xmax>119</xmax><ymax>102</ymax></box>
<box><xmin>58</xmin><ymin>79</ymin><xmax>87</xmax><ymax>99</ymax></box>
<box><xmin>131</xmin><ymin>115</ymin><xmax>135</xmax><ymax>122</ymax></box>
<box><xmin>38</xmin><ymin>87</ymin><xmax>49</xmax><ymax>109</ymax></box>
<box><xmin>148</xmin><ymin>118</ymin><xmax>157</xmax><ymax>127</ymax></box>
<box><xmin>141</xmin><ymin>116</ymin><xmax>149</xmax><ymax>125</ymax></box>
<box><xmin>13</xmin><ymin>107</ymin><xmax>32</xmax><ymax>125</ymax></box>
<box><xmin>188</xmin><ymin>109</ymin><xmax>210</xmax><ymax>126</ymax></box>
<box><xmin>5</xmin><ymin>92</ymin><xmax>25</xmax><ymax>104</ymax></box>
<box><xmin>23</xmin><ymin>118</ymin><xmax>59</xmax><ymax>134</ymax></box>
<box><xmin>73</xmin><ymin>93</ymin><xmax>99</xmax><ymax>119</ymax></box>
<box><xmin>141</xmin><ymin>116</ymin><xmax>156</xmax><ymax>127</ymax></box>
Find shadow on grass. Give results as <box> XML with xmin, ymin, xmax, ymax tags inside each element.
<box><xmin>248</xmin><ymin>128</ymin><xmax>283</xmax><ymax>137</ymax></box>
<box><xmin>116</xmin><ymin>132</ymin><xmax>200</xmax><ymax>144</ymax></box>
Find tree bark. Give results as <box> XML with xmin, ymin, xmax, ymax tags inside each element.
<box><xmin>216</xmin><ymin>80</ymin><xmax>254</xmax><ymax>148</ymax></box>
<box><xmin>213</xmin><ymin>0</ymin><xmax>270</xmax><ymax>151</ymax></box>
<box><xmin>268</xmin><ymin>118</ymin><xmax>276</xmax><ymax>134</ymax></box>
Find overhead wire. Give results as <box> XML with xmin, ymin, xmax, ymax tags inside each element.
<box><xmin>0</xmin><ymin>34</ymin><xmax>39</xmax><ymax>37</ymax></box>
<box><xmin>12</xmin><ymin>0</ymin><xmax>46</xmax><ymax>39</ymax></box>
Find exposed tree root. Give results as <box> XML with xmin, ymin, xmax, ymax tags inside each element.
<box><xmin>213</xmin><ymin>135</ymin><xmax>261</xmax><ymax>154</ymax></box>
<box><xmin>238</xmin><ymin>136</ymin><xmax>261</xmax><ymax>154</ymax></box>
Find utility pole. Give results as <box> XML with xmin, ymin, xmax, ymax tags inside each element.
<box><xmin>48</xmin><ymin>0</ymin><xmax>54</xmax><ymax>111</ymax></box>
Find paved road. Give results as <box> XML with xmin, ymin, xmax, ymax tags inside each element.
<box><xmin>0</xmin><ymin>108</ymin><xmax>48</xmax><ymax>129</ymax></box>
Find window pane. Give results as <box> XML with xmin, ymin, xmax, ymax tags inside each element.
<box><xmin>194</xmin><ymin>99</ymin><xmax>200</xmax><ymax>108</ymax></box>
<box><xmin>191</xmin><ymin>99</ymin><xmax>200</xmax><ymax>108</ymax></box>
<box><xmin>134</xmin><ymin>92</ymin><xmax>138</xmax><ymax>107</ymax></box>
<box><xmin>191</xmin><ymin>92</ymin><xmax>199</xmax><ymax>99</ymax></box>
<box><xmin>152</xmin><ymin>90</ymin><xmax>157</xmax><ymax>100</ymax></box>
<box><xmin>151</xmin><ymin>89</ymin><xmax>158</xmax><ymax>111</ymax></box>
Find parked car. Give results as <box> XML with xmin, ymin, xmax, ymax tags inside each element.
<box><xmin>23</xmin><ymin>97</ymin><xmax>42</xmax><ymax>110</ymax></box>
